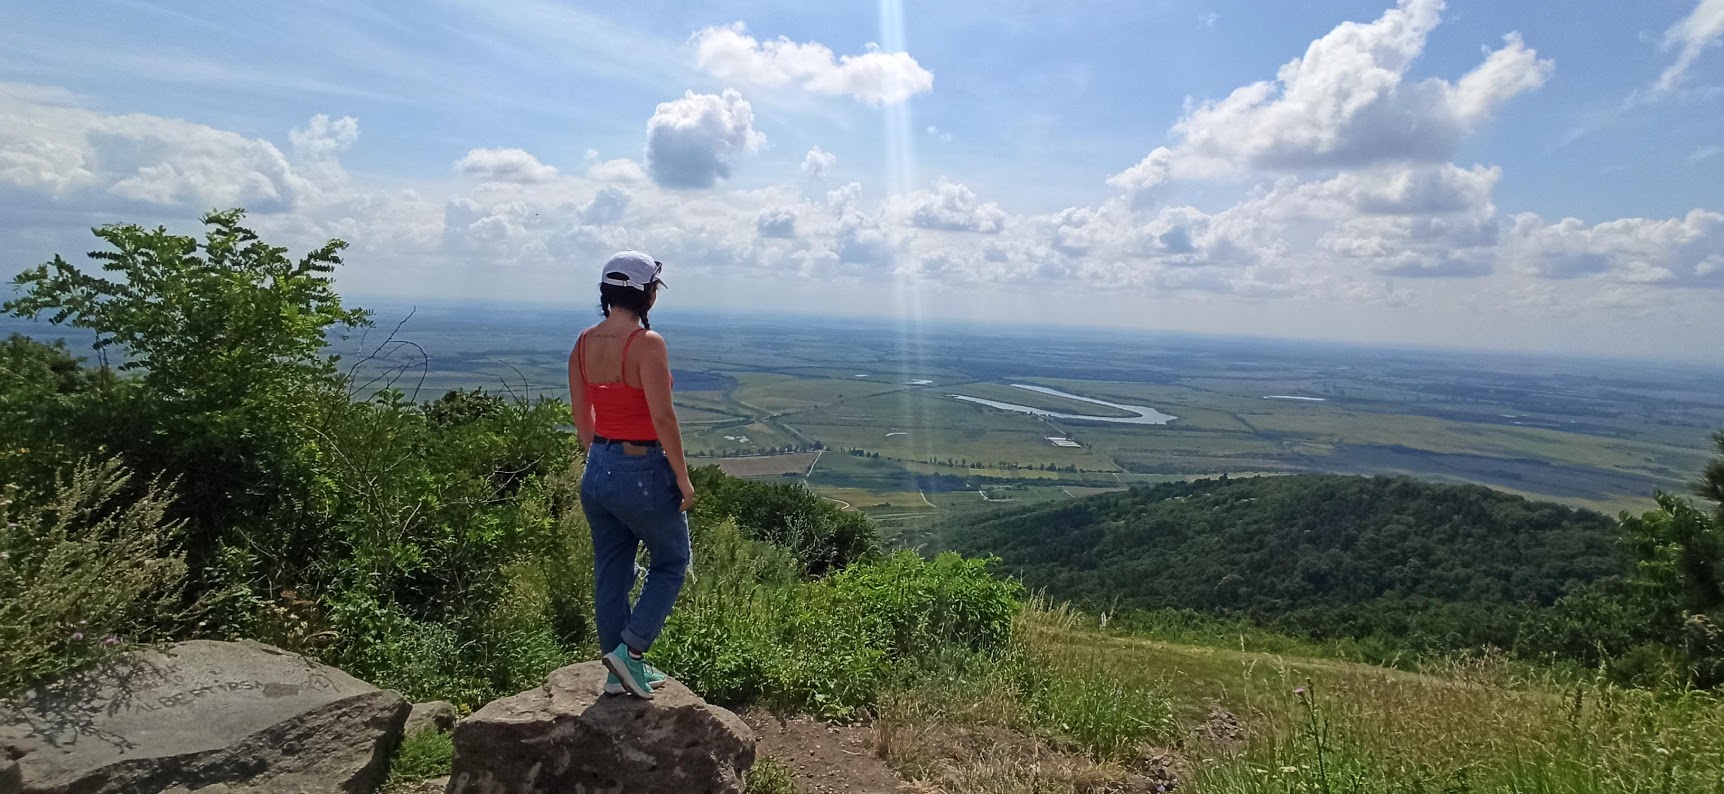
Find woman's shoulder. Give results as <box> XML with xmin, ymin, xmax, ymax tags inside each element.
<box><xmin>635</xmin><ymin>329</ymin><xmax>668</xmax><ymax>351</ymax></box>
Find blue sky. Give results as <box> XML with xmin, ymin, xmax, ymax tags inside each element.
<box><xmin>1</xmin><ymin>0</ymin><xmax>1721</xmax><ymax>359</ymax></box>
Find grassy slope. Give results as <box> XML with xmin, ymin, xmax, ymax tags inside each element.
<box><xmin>880</xmin><ymin>606</ymin><xmax>1724</xmax><ymax>793</ymax></box>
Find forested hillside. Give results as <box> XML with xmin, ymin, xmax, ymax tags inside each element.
<box><xmin>940</xmin><ymin>474</ymin><xmax>1626</xmax><ymax>653</ymax></box>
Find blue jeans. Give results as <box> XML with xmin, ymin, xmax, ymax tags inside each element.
<box><xmin>581</xmin><ymin>441</ymin><xmax>690</xmax><ymax>654</ymax></box>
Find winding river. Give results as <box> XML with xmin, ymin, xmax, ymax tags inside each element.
<box><xmin>951</xmin><ymin>384</ymin><xmax>1178</xmax><ymax>425</ymax></box>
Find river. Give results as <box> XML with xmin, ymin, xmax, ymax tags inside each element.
<box><xmin>950</xmin><ymin>384</ymin><xmax>1177</xmax><ymax>425</ymax></box>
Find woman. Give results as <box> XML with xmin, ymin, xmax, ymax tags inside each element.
<box><xmin>569</xmin><ymin>250</ymin><xmax>695</xmax><ymax>699</ymax></box>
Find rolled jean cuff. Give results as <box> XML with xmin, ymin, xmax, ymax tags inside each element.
<box><xmin>621</xmin><ymin>626</ymin><xmax>654</xmax><ymax>653</ymax></box>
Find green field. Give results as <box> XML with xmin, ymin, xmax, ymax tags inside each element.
<box><xmin>314</xmin><ymin>308</ymin><xmax>1724</xmax><ymax>522</ymax></box>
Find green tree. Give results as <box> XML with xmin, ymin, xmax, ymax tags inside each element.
<box><xmin>4</xmin><ymin>210</ymin><xmax>369</xmax><ymax>588</ymax></box>
<box><xmin>1622</xmin><ymin>494</ymin><xmax>1724</xmax><ymax>620</ymax></box>
<box><xmin>1617</xmin><ymin>433</ymin><xmax>1724</xmax><ymax>686</ymax></box>
<box><xmin>1699</xmin><ymin>431</ymin><xmax>1724</xmax><ymax>522</ymax></box>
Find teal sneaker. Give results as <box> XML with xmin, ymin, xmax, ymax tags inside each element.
<box><xmin>602</xmin><ymin>643</ymin><xmax>659</xmax><ymax>699</ymax></box>
<box><xmin>603</xmin><ymin>666</ymin><xmax>667</xmax><ymax>695</ymax></box>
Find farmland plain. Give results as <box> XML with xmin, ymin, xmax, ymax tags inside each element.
<box><xmin>18</xmin><ymin>304</ymin><xmax>1714</xmax><ymax>526</ymax></box>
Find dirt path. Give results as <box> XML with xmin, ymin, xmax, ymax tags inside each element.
<box><xmin>741</xmin><ymin>710</ymin><xmax>913</xmax><ymax>793</ymax></box>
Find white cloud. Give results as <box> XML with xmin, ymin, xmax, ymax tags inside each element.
<box><xmin>290</xmin><ymin>114</ymin><xmax>359</xmax><ymax>161</ymax></box>
<box><xmin>3</xmin><ymin>75</ymin><xmax>1722</xmax><ymax>359</ymax></box>
<box><xmin>801</xmin><ymin>146</ymin><xmax>837</xmax><ymax>180</ymax></box>
<box><xmin>756</xmin><ymin>208</ymin><xmax>797</xmax><ymax>238</ymax></box>
<box><xmin>455</xmin><ymin>147</ymin><xmax>559</xmax><ymax>183</ymax></box>
<box><xmin>1505</xmin><ymin>209</ymin><xmax>1724</xmax><ymax>285</ymax></box>
<box><xmin>693</xmin><ymin>24</ymin><xmax>934</xmax><ymax>105</ymax></box>
<box><xmin>891</xmin><ymin>178</ymin><xmax>1007</xmax><ymax>233</ymax></box>
<box><xmin>1691</xmin><ymin>144</ymin><xmax>1724</xmax><ymax>163</ymax></box>
<box><xmin>645</xmin><ymin>89</ymin><xmax>765</xmax><ymax>189</ymax></box>
<box><xmin>1154</xmin><ymin>0</ymin><xmax>1551</xmax><ymax>176</ymax></box>
<box><xmin>925</xmin><ymin>126</ymin><xmax>954</xmax><ymax>143</ymax></box>
<box><xmin>835</xmin><ymin>211</ymin><xmax>896</xmax><ymax>265</ymax></box>
<box><xmin>0</xmin><ymin>84</ymin><xmax>332</xmax><ymax>210</ymax></box>
<box><xmin>1654</xmin><ymin>0</ymin><xmax>1724</xmax><ymax>95</ymax></box>
<box><xmin>1107</xmin><ymin>147</ymin><xmax>1173</xmax><ymax>206</ymax></box>
<box><xmin>579</xmin><ymin>186</ymin><xmax>631</xmax><ymax>225</ymax></box>
<box><xmin>584</xmin><ymin>151</ymin><xmax>648</xmax><ymax>183</ymax></box>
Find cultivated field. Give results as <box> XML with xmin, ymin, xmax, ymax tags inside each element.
<box><xmin>274</xmin><ymin>306</ymin><xmax>1724</xmax><ymax>522</ymax></box>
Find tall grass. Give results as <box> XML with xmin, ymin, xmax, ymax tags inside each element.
<box><xmin>877</xmin><ymin>601</ymin><xmax>1724</xmax><ymax>794</ymax></box>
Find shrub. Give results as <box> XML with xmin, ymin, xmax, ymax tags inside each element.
<box><xmin>827</xmin><ymin>551</ymin><xmax>1022</xmax><ymax>661</ymax></box>
<box><xmin>0</xmin><ymin>460</ymin><xmax>190</xmax><ymax>696</ymax></box>
<box><xmin>691</xmin><ymin>467</ymin><xmax>880</xmax><ymax>576</ymax></box>
<box><xmin>654</xmin><ymin>528</ymin><xmax>1022</xmax><ymax>720</ymax></box>
<box><xmin>384</xmin><ymin>729</ymin><xmax>454</xmax><ymax>787</ymax></box>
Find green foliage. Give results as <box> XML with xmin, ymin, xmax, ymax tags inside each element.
<box><xmin>651</xmin><ymin>518</ymin><xmax>1019</xmax><ymax>720</ymax></box>
<box><xmin>1620</xmin><ymin>490</ymin><xmax>1724</xmax><ymax>687</ymax></box>
<box><xmin>1</xmin><ymin>213</ymin><xmax>584</xmax><ymax>707</ymax></box>
<box><xmin>3</xmin><ymin>210</ymin><xmax>369</xmax><ymax>594</ymax></box>
<box><xmin>0</xmin><ymin>335</ymin><xmax>121</xmax><ymax>492</ymax></box>
<box><xmin>0</xmin><ymin>460</ymin><xmax>189</xmax><ymax>696</ymax></box>
<box><xmin>826</xmin><ymin>551</ymin><xmax>1021</xmax><ymax>660</ymax></box>
<box><xmin>385</xmin><ymin>729</ymin><xmax>454</xmax><ymax>787</ymax></box>
<box><xmin>692</xmin><ymin>466</ymin><xmax>880</xmax><ymax>576</ymax></box>
<box><xmin>1621</xmin><ymin>492</ymin><xmax>1724</xmax><ymax>619</ymax></box>
<box><xmin>651</xmin><ymin>516</ymin><xmax>886</xmax><ymax>719</ymax></box>
<box><xmin>745</xmin><ymin>757</ymin><xmax>798</xmax><ymax>794</ymax></box>
<box><xmin>941</xmin><ymin>474</ymin><xmax>1625</xmax><ymax>660</ymax></box>
<box><xmin>1697</xmin><ymin>430</ymin><xmax>1724</xmax><ymax>521</ymax></box>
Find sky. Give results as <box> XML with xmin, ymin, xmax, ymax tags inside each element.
<box><xmin>1</xmin><ymin>0</ymin><xmax>1722</xmax><ymax>361</ymax></box>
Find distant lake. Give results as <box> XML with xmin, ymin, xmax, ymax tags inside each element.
<box><xmin>951</xmin><ymin>384</ymin><xmax>1177</xmax><ymax>425</ymax></box>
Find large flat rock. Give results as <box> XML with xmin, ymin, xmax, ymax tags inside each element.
<box><xmin>450</xmin><ymin>661</ymin><xmax>754</xmax><ymax>794</ymax></box>
<box><xmin>1</xmin><ymin>640</ymin><xmax>408</xmax><ymax>794</ymax></box>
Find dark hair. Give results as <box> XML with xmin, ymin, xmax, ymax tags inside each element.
<box><xmin>599</xmin><ymin>280</ymin><xmax>656</xmax><ymax>329</ymax></box>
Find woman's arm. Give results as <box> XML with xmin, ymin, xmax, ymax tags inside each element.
<box><xmin>637</xmin><ymin>332</ymin><xmax>694</xmax><ymax>512</ymax></box>
<box><xmin>568</xmin><ymin>342</ymin><xmax>595</xmax><ymax>451</ymax></box>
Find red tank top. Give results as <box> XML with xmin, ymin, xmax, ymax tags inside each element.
<box><xmin>578</xmin><ymin>328</ymin><xmax>660</xmax><ymax>441</ymax></box>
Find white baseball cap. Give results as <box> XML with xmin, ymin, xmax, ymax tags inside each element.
<box><xmin>600</xmin><ymin>251</ymin><xmax>667</xmax><ymax>291</ymax></box>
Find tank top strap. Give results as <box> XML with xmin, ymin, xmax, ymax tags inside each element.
<box><xmin>575</xmin><ymin>330</ymin><xmax>591</xmax><ymax>384</ymax></box>
<box><xmin>620</xmin><ymin>328</ymin><xmax>647</xmax><ymax>369</ymax></box>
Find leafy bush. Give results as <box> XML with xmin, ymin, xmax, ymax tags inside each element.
<box><xmin>4</xmin><ymin>210</ymin><xmax>368</xmax><ymax>596</ymax></box>
<box><xmin>653</xmin><ymin>520</ymin><xmax>1020</xmax><ymax>719</ymax></box>
<box><xmin>0</xmin><ymin>460</ymin><xmax>189</xmax><ymax>696</ymax></box>
<box><xmin>692</xmin><ymin>466</ymin><xmax>880</xmax><ymax>576</ymax></box>
<box><xmin>827</xmin><ymin>551</ymin><xmax>1021</xmax><ymax>660</ymax></box>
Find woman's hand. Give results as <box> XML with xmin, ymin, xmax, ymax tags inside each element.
<box><xmin>676</xmin><ymin>474</ymin><xmax>697</xmax><ymax>513</ymax></box>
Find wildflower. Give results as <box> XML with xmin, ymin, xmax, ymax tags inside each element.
<box><xmin>71</xmin><ymin>631</ymin><xmax>84</xmax><ymax>641</ymax></box>
<box><xmin>103</xmin><ymin>636</ymin><xmax>119</xmax><ymax>647</ymax></box>
<box><xmin>1293</xmin><ymin>687</ymin><xmax>1307</xmax><ymax>696</ymax></box>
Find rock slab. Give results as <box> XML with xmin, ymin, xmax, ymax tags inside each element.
<box><xmin>0</xmin><ymin>640</ymin><xmax>409</xmax><ymax>794</ymax></box>
<box><xmin>449</xmin><ymin>661</ymin><xmax>755</xmax><ymax>794</ymax></box>
<box><xmin>404</xmin><ymin>701</ymin><xmax>459</xmax><ymax>736</ymax></box>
